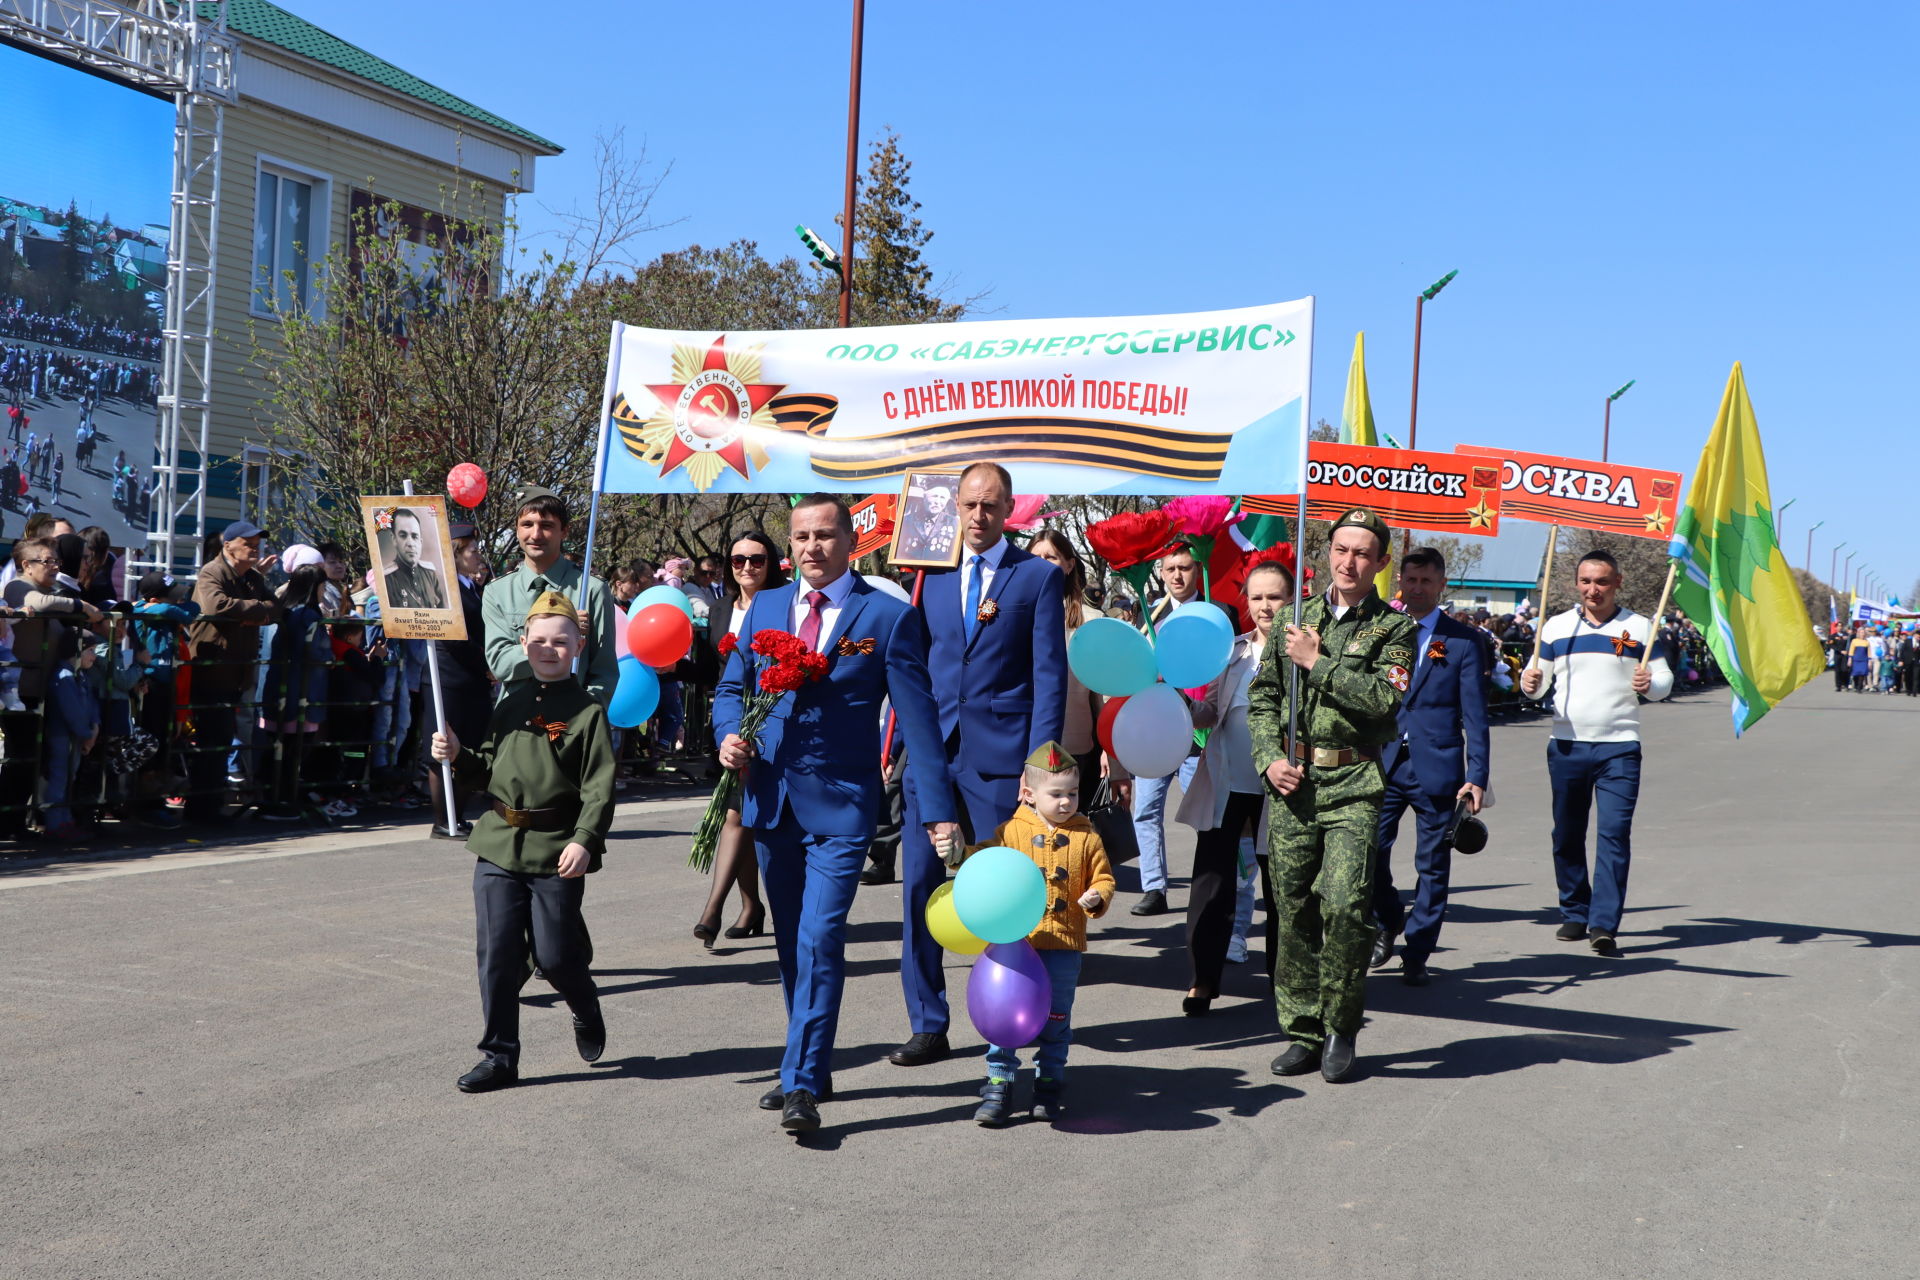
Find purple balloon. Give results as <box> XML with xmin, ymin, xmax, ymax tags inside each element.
<box><xmin>966</xmin><ymin>941</ymin><xmax>1053</xmax><ymax>1048</ymax></box>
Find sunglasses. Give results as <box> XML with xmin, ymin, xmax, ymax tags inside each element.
<box><xmin>730</xmin><ymin>554</ymin><xmax>768</xmax><ymax>568</ymax></box>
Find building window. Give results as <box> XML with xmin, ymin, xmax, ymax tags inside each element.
<box><xmin>253</xmin><ymin>161</ymin><xmax>329</xmax><ymax>316</ymax></box>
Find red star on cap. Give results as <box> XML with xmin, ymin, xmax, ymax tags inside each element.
<box><xmin>645</xmin><ymin>336</ymin><xmax>784</xmax><ymax>483</ymax></box>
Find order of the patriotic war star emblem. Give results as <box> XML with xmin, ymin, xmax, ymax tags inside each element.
<box><xmin>637</xmin><ymin>336</ymin><xmax>786</xmax><ymax>491</ymax></box>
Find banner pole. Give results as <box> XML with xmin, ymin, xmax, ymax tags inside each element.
<box><xmin>403</xmin><ymin>478</ymin><xmax>460</xmax><ymax>834</ymax></box>
<box><xmin>1287</xmin><ymin>297</ymin><xmax>1316</xmax><ymax>756</ymax></box>
<box><xmin>1640</xmin><ymin>561</ymin><xmax>1678</xmax><ymax>672</ymax></box>
<box><xmin>579</xmin><ymin>323</ymin><xmax>624</xmax><ymax>596</ymax></box>
<box><xmin>1528</xmin><ymin>523</ymin><xmax>1559</xmax><ymax>670</ymax></box>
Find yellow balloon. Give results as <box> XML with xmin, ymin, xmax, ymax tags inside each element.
<box><xmin>926</xmin><ymin>881</ymin><xmax>989</xmax><ymax>955</ymax></box>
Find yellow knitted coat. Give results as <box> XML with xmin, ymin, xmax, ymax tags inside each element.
<box><xmin>973</xmin><ymin>805</ymin><xmax>1116</xmax><ymax>952</ymax></box>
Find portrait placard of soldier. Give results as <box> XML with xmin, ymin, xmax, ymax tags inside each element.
<box><xmin>359</xmin><ymin>494</ymin><xmax>467</xmax><ymax>640</ymax></box>
<box><xmin>887</xmin><ymin>468</ymin><xmax>965</xmax><ymax>569</ymax></box>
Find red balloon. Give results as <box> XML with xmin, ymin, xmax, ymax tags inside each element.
<box><xmin>626</xmin><ymin>602</ymin><xmax>693</xmax><ymax>667</ymax></box>
<box><xmin>447</xmin><ymin>462</ymin><xmax>488</xmax><ymax>508</ymax></box>
<box><xmin>1096</xmin><ymin>695</ymin><xmax>1128</xmax><ymax>757</ymax></box>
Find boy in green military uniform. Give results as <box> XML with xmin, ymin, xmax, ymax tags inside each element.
<box><xmin>432</xmin><ymin>591</ymin><xmax>617</xmax><ymax>1093</ymax></box>
<box><xmin>1248</xmin><ymin>508</ymin><xmax>1414</xmax><ymax>1083</ymax></box>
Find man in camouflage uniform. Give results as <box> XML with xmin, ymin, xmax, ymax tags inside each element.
<box><xmin>1248</xmin><ymin>508</ymin><xmax>1414</xmax><ymax>1082</ymax></box>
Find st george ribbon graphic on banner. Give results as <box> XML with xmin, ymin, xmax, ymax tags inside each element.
<box><xmin>590</xmin><ymin>300</ymin><xmax>1313</xmax><ymax>497</ymax></box>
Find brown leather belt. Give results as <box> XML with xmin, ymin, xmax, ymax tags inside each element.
<box><xmin>1288</xmin><ymin>741</ymin><xmax>1379</xmax><ymax>769</ymax></box>
<box><xmin>490</xmin><ymin>799</ymin><xmax>579</xmax><ymax>832</ymax></box>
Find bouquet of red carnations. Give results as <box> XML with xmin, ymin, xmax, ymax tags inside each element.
<box><xmin>689</xmin><ymin>628</ymin><xmax>830</xmax><ymax>872</ymax></box>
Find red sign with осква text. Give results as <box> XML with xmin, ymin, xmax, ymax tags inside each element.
<box><xmin>1453</xmin><ymin>445</ymin><xmax>1681</xmax><ymax>540</ymax></box>
<box><xmin>1243</xmin><ymin>442</ymin><xmax>1504</xmax><ymax>535</ymax></box>
<box><xmin>850</xmin><ymin>493</ymin><xmax>897</xmax><ymax>558</ymax></box>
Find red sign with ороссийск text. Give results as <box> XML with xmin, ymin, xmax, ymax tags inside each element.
<box><xmin>1242</xmin><ymin>442</ymin><xmax>1504</xmax><ymax>535</ymax></box>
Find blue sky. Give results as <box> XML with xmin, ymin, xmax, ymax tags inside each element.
<box><xmin>17</xmin><ymin>3</ymin><xmax>1917</xmax><ymax>598</ymax></box>
<box><xmin>1</xmin><ymin>46</ymin><xmax>172</xmax><ymax>230</ymax></box>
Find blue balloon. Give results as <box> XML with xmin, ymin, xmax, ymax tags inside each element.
<box><xmin>634</xmin><ymin>585</ymin><xmax>695</xmax><ymax>620</ymax></box>
<box><xmin>608</xmin><ymin>655</ymin><xmax>661</xmax><ymax>728</ymax></box>
<box><xmin>1068</xmin><ymin>616</ymin><xmax>1158</xmax><ymax>697</ymax></box>
<box><xmin>952</xmin><ymin>846</ymin><xmax>1048</xmax><ymax>945</ymax></box>
<box><xmin>1156</xmin><ymin>602</ymin><xmax>1235</xmax><ymax>689</ymax></box>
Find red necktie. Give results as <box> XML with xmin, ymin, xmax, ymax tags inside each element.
<box><xmin>798</xmin><ymin>590</ymin><xmax>828</xmax><ymax>652</ymax></box>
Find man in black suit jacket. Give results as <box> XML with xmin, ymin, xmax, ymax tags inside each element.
<box><xmin>427</xmin><ymin>521</ymin><xmax>493</xmax><ymax>838</ymax></box>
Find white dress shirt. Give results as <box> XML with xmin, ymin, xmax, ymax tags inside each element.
<box><xmin>961</xmin><ymin>536</ymin><xmax>1009</xmax><ymax>611</ymax></box>
<box><xmin>789</xmin><ymin>570</ymin><xmax>858</xmax><ymax>652</ymax></box>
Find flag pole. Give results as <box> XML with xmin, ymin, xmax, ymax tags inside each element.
<box><xmin>403</xmin><ymin>478</ymin><xmax>460</xmax><ymax>835</ymax></box>
<box><xmin>1288</xmin><ymin>299</ymin><xmax>1317</xmax><ymax>755</ymax></box>
<box><xmin>1528</xmin><ymin>524</ymin><xmax>1559</xmax><ymax>670</ymax></box>
<box><xmin>1639</xmin><ymin>561</ymin><xmax>1678</xmax><ymax>672</ymax></box>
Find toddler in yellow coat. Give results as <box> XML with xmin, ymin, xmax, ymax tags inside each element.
<box><xmin>962</xmin><ymin>741</ymin><xmax>1115</xmax><ymax>1126</ymax></box>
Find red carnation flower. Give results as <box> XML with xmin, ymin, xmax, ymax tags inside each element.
<box><xmin>1086</xmin><ymin>509</ymin><xmax>1180</xmax><ymax>571</ymax></box>
<box><xmin>751</xmin><ymin>628</ymin><xmax>807</xmax><ymax>662</ymax></box>
<box><xmin>716</xmin><ymin>632</ymin><xmax>738</xmax><ymax>658</ymax></box>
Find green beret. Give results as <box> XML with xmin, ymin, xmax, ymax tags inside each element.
<box><xmin>1330</xmin><ymin>507</ymin><xmax>1391</xmax><ymax>554</ymax></box>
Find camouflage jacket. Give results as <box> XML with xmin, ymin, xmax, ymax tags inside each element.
<box><xmin>1248</xmin><ymin>590</ymin><xmax>1417</xmax><ymax>772</ymax></box>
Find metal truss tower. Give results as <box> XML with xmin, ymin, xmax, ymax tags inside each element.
<box><xmin>0</xmin><ymin>1</ymin><xmax>236</xmax><ymax>572</ymax></box>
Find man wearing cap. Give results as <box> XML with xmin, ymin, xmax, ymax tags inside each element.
<box><xmin>185</xmin><ymin>520</ymin><xmax>283</xmax><ymax>821</ymax></box>
<box><xmin>382</xmin><ymin>506</ymin><xmax>448</xmax><ymax>611</ymax></box>
<box><xmin>1369</xmin><ymin>546</ymin><xmax>1490</xmax><ymax>988</ymax></box>
<box><xmin>1248</xmin><ymin>507</ymin><xmax>1414</xmax><ymax>1082</ymax></box>
<box><xmin>480</xmin><ymin>484</ymin><xmax>618</xmax><ymax>706</ymax></box>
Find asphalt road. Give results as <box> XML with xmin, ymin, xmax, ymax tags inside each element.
<box><xmin>3</xmin><ymin>682</ymin><xmax>1916</xmax><ymax>1279</ymax></box>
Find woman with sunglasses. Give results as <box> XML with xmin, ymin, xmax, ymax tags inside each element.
<box><xmin>692</xmin><ymin>529</ymin><xmax>789</xmax><ymax>947</ymax></box>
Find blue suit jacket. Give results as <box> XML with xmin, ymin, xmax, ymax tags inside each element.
<box><xmin>918</xmin><ymin>543</ymin><xmax>1067</xmax><ymax>779</ymax></box>
<box><xmin>1380</xmin><ymin>612</ymin><xmax>1491</xmax><ymax>798</ymax></box>
<box><xmin>713</xmin><ymin>577</ymin><xmax>956</xmax><ymax>836</ymax></box>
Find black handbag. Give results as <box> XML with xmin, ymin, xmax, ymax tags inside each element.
<box><xmin>1085</xmin><ymin>777</ymin><xmax>1141</xmax><ymax>867</ymax></box>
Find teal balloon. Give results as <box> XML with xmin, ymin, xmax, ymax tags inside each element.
<box><xmin>634</xmin><ymin>585</ymin><xmax>695</xmax><ymax>620</ymax></box>
<box><xmin>1155</xmin><ymin>602</ymin><xmax>1234</xmax><ymax>689</ymax></box>
<box><xmin>1068</xmin><ymin>616</ymin><xmax>1158</xmax><ymax>697</ymax></box>
<box><xmin>608</xmin><ymin>655</ymin><xmax>660</xmax><ymax>728</ymax></box>
<box><xmin>952</xmin><ymin>846</ymin><xmax>1047</xmax><ymax>945</ymax></box>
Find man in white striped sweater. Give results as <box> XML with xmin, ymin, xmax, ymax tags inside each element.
<box><xmin>1518</xmin><ymin>549</ymin><xmax>1673</xmax><ymax>956</ymax></box>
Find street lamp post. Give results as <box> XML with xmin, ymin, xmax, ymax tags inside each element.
<box><xmin>1832</xmin><ymin>541</ymin><xmax>1847</xmax><ymax>589</ymax></box>
<box><xmin>1602</xmin><ymin>380</ymin><xmax>1635</xmax><ymax>462</ymax></box>
<box><xmin>1844</xmin><ymin>552</ymin><xmax>1856</xmax><ymax>601</ymax></box>
<box><xmin>1406</xmin><ymin>269</ymin><xmax>1457</xmax><ymax>452</ymax></box>
<box><xmin>1775</xmin><ymin>496</ymin><xmax>1796</xmax><ymax>545</ymax></box>
<box><xmin>836</xmin><ymin>0</ymin><xmax>867</xmax><ymax>329</ymax></box>
<box><xmin>1805</xmin><ymin>520</ymin><xmax>1823</xmax><ymax>577</ymax></box>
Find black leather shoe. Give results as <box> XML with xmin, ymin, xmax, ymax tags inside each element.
<box><xmin>429</xmin><ymin>822</ymin><xmax>472</xmax><ymax>841</ymax></box>
<box><xmin>1321</xmin><ymin>1032</ymin><xmax>1358</xmax><ymax>1083</ymax></box>
<box><xmin>573</xmin><ymin>1009</ymin><xmax>606</xmax><ymax>1062</ymax></box>
<box><xmin>1270</xmin><ymin>1043</ymin><xmax>1322</xmax><ymax>1076</ymax></box>
<box><xmin>723</xmin><ymin>909</ymin><xmax>766</xmax><ymax>939</ymax></box>
<box><xmin>1401</xmin><ymin>957</ymin><xmax>1431</xmax><ymax>987</ymax></box>
<box><xmin>1590</xmin><ymin>930</ymin><xmax>1618</xmax><ymax>956</ymax></box>
<box><xmin>1370</xmin><ymin>928</ymin><xmax>1395</xmax><ymax>969</ymax></box>
<box><xmin>456</xmin><ymin>1060</ymin><xmax>517</xmax><ymax>1093</ymax></box>
<box><xmin>780</xmin><ymin>1090</ymin><xmax>821</xmax><ymax>1133</ymax></box>
<box><xmin>1555</xmin><ymin>921</ymin><xmax>1588</xmax><ymax>942</ymax></box>
<box><xmin>859</xmin><ymin>861</ymin><xmax>896</xmax><ymax>886</ymax></box>
<box><xmin>760</xmin><ymin>1080</ymin><xmax>831</xmax><ymax>1110</ymax></box>
<box><xmin>888</xmin><ymin>1031</ymin><xmax>950</xmax><ymax>1066</ymax></box>
<box><xmin>1130</xmin><ymin>889</ymin><xmax>1169</xmax><ymax>916</ymax></box>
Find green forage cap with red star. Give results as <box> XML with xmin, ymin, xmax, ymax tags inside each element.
<box><xmin>1025</xmin><ymin>741</ymin><xmax>1076</xmax><ymax>772</ymax></box>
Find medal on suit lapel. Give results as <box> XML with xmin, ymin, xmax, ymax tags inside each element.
<box><xmin>977</xmin><ymin>598</ymin><xmax>999</xmax><ymax>624</ymax></box>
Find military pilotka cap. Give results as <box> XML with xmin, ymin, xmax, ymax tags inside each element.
<box><xmin>525</xmin><ymin>590</ymin><xmax>582</xmax><ymax>630</ymax></box>
<box><xmin>1330</xmin><ymin>507</ymin><xmax>1391</xmax><ymax>554</ymax></box>
<box><xmin>1025</xmin><ymin>741</ymin><xmax>1076</xmax><ymax>772</ymax></box>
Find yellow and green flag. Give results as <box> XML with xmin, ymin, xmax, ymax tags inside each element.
<box><xmin>1667</xmin><ymin>362</ymin><xmax>1824</xmax><ymax>735</ymax></box>
<box><xmin>1340</xmin><ymin>332</ymin><xmax>1395</xmax><ymax>597</ymax></box>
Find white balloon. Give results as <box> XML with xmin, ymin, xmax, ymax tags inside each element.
<box><xmin>863</xmin><ymin>574</ymin><xmax>913</xmax><ymax>603</ymax></box>
<box><xmin>1110</xmin><ymin>684</ymin><xmax>1193</xmax><ymax>778</ymax></box>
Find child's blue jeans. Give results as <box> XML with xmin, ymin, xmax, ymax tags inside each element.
<box><xmin>984</xmin><ymin>948</ymin><xmax>1082</xmax><ymax>1081</ymax></box>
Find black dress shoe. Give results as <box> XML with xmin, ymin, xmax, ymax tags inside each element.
<box><xmin>859</xmin><ymin>861</ymin><xmax>896</xmax><ymax>886</ymax></box>
<box><xmin>1401</xmin><ymin>957</ymin><xmax>1431</xmax><ymax>987</ymax></box>
<box><xmin>573</xmin><ymin>1009</ymin><xmax>606</xmax><ymax>1062</ymax></box>
<box><xmin>1555</xmin><ymin>921</ymin><xmax>1589</xmax><ymax>942</ymax></box>
<box><xmin>759</xmin><ymin>1080</ymin><xmax>832</xmax><ymax>1110</ymax></box>
<box><xmin>1589</xmin><ymin>930</ymin><xmax>1618</xmax><ymax>956</ymax></box>
<box><xmin>780</xmin><ymin>1090</ymin><xmax>821</xmax><ymax>1132</ymax></box>
<box><xmin>724</xmin><ymin>909</ymin><xmax>766</xmax><ymax>939</ymax></box>
<box><xmin>456</xmin><ymin>1060</ymin><xmax>517</xmax><ymax>1093</ymax></box>
<box><xmin>1270</xmin><ymin>1043</ymin><xmax>1322</xmax><ymax>1076</ymax></box>
<box><xmin>1182</xmin><ymin>994</ymin><xmax>1212</xmax><ymax>1017</ymax></box>
<box><xmin>1370</xmin><ymin>928</ymin><xmax>1395</xmax><ymax>969</ymax></box>
<box><xmin>1130</xmin><ymin>889</ymin><xmax>1169</xmax><ymax>916</ymax></box>
<box><xmin>429</xmin><ymin>822</ymin><xmax>472</xmax><ymax>841</ymax></box>
<box><xmin>1321</xmin><ymin>1032</ymin><xmax>1358</xmax><ymax>1083</ymax></box>
<box><xmin>888</xmin><ymin>1031</ymin><xmax>950</xmax><ymax>1066</ymax></box>
<box><xmin>692</xmin><ymin>919</ymin><xmax>719</xmax><ymax>949</ymax></box>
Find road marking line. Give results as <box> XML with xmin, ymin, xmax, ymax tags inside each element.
<box><xmin>0</xmin><ymin>797</ymin><xmax>710</xmax><ymax>891</ymax></box>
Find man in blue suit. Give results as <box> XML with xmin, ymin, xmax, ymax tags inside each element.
<box><xmin>890</xmin><ymin>461</ymin><xmax>1068</xmax><ymax>1068</ymax></box>
<box><xmin>1371</xmin><ymin>547</ymin><xmax>1490</xmax><ymax>987</ymax></box>
<box><xmin>715</xmin><ymin>494</ymin><xmax>958</xmax><ymax>1134</ymax></box>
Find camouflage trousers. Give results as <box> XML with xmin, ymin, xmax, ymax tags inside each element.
<box><xmin>1268</xmin><ymin>759</ymin><xmax>1384</xmax><ymax>1049</ymax></box>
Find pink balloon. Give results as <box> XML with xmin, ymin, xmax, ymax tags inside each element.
<box><xmin>447</xmin><ymin>462</ymin><xmax>488</xmax><ymax>508</ymax></box>
<box><xmin>966</xmin><ymin>941</ymin><xmax>1052</xmax><ymax>1047</ymax></box>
